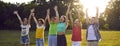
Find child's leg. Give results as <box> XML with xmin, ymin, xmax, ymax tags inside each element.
<box><xmin>48</xmin><ymin>35</ymin><xmax>52</xmax><ymax>46</ymax></box>
<box><xmin>52</xmin><ymin>35</ymin><xmax>57</xmax><ymax>46</ymax></box>
<box><xmin>39</xmin><ymin>39</ymin><xmax>44</xmax><ymax>46</ymax></box>
<box><xmin>36</xmin><ymin>39</ymin><xmax>40</xmax><ymax>46</ymax></box>
<box><xmin>26</xmin><ymin>44</ymin><xmax>29</xmax><ymax>46</ymax></box>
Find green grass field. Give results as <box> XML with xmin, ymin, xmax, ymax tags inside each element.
<box><xmin>0</xmin><ymin>30</ymin><xmax>120</xmax><ymax>46</ymax></box>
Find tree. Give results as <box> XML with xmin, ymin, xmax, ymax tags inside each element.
<box><xmin>105</xmin><ymin>0</ymin><xmax>120</xmax><ymax>30</ymax></box>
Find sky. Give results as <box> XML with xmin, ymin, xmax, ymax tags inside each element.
<box><xmin>1</xmin><ymin>0</ymin><xmax>33</xmax><ymax>4</ymax></box>
<box><xmin>80</xmin><ymin>0</ymin><xmax>110</xmax><ymax>17</ymax></box>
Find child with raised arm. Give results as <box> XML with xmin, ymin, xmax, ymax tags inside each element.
<box><xmin>69</xmin><ymin>10</ymin><xmax>82</xmax><ymax>46</ymax></box>
<box><xmin>47</xmin><ymin>6</ymin><xmax>59</xmax><ymax>46</ymax></box>
<box><xmin>57</xmin><ymin>3</ymin><xmax>70</xmax><ymax>46</ymax></box>
<box><xmin>13</xmin><ymin>9</ymin><xmax>34</xmax><ymax>46</ymax></box>
<box><xmin>86</xmin><ymin>7</ymin><xmax>101</xmax><ymax>46</ymax></box>
<box><xmin>31</xmin><ymin>8</ymin><xmax>47</xmax><ymax>46</ymax></box>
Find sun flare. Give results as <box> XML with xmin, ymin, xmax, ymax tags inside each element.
<box><xmin>80</xmin><ymin>0</ymin><xmax>110</xmax><ymax>17</ymax></box>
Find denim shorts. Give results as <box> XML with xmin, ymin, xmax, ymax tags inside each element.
<box><xmin>20</xmin><ymin>35</ymin><xmax>30</xmax><ymax>44</ymax></box>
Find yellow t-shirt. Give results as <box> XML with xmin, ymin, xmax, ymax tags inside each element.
<box><xmin>36</xmin><ymin>25</ymin><xmax>45</xmax><ymax>38</ymax></box>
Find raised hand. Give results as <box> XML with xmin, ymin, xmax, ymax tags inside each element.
<box><xmin>47</xmin><ymin>9</ymin><xmax>50</xmax><ymax>14</ymax></box>
<box><xmin>31</xmin><ymin>8</ymin><xmax>35</xmax><ymax>13</ymax></box>
<box><xmin>13</xmin><ymin>11</ymin><xmax>18</xmax><ymax>14</ymax></box>
<box><xmin>54</xmin><ymin>6</ymin><xmax>58</xmax><ymax>11</ymax></box>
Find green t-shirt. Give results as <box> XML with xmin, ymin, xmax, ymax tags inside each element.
<box><xmin>49</xmin><ymin>22</ymin><xmax>58</xmax><ymax>35</ymax></box>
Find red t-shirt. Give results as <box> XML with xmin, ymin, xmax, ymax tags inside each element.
<box><xmin>72</xmin><ymin>25</ymin><xmax>82</xmax><ymax>41</ymax></box>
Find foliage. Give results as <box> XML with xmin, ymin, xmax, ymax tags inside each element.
<box><xmin>105</xmin><ymin>0</ymin><xmax>120</xmax><ymax>30</ymax></box>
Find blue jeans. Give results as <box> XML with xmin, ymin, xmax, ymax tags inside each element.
<box><xmin>48</xmin><ymin>35</ymin><xmax>57</xmax><ymax>46</ymax></box>
<box><xmin>36</xmin><ymin>38</ymin><xmax>44</xmax><ymax>46</ymax></box>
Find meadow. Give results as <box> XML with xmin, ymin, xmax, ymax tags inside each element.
<box><xmin>0</xmin><ymin>29</ymin><xmax>120</xmax><ymax>46</ymax></box>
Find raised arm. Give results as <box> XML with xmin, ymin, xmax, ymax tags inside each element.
<box><xmin>43</xmin><ymin>9</ymin><xmax>49</xmax><ymax>26</ymax></box>
<box><xmin>65</xmin><ymin>3</ymin><xmax>71</xmax><ymax>26</ymax></box>
<box><xmin>14</xmin><ymin>11</ymin><xmax>23</xmax><ymax>25</ymax></box>
<box><xmin>96</xmin><ymin>7</ymin><xmax>99</xmax><ymax>18</ymax></box>
<box><xmin>28</xmin><ymin>9</ymin><xmax>34</xmax><ymax>25</ymax></box>
<box><xmin>69</xmin><ymin>11</ymin><xmax>73</xmax><ymax>26</ymax></box>
<box><xmin>46</xmin><ymin>9</ymin><xmax>51</xmax><ymax>24</ymax></box>
<box><xmin>32</xmin><ymin>13</ymin><xmax>38</xmax><ymax>25</ymax></box>
<box><xmin>76</xmin><ymin>9</ymin><xmax>82</xmax><ymax>27</ymax></box>
<box><xmin>76</xmin><ymin>9</ymin><xmax>81</xmax><ymax>21</ymax></box>
<box><xmin>54</xmin><ymin>6</ymin><xmax>59</xmax><ymax>23</ymax></box>
<box><xmin>95</xmin><ymin>7</ymin><xmax>99</xmax><ymax>24</ymax></box>
<box><xmin>85</xmin><ymin>9</ymin><xmax>90</xmax><ymax>24</ymax></box>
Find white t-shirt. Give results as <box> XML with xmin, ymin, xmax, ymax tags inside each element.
<box><xmin>87</xmin><ymin>25</ymin><xmax>97</xmax><ymax>40</ymax></box>
<box><xmin>21</xmin><ymin>25</ymin><xmax>31</xmax><ymax>36</ymax></box>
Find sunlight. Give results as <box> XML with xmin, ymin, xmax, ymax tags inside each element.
<box><xmin>80</xmin><ymin>0</ymin><xmax>110</xmax><ymax>17</ymax></box>
<box><xmin>1</xmin><ymin>0</ymin><xmax>33</xmax><ymax>4</ymax></box>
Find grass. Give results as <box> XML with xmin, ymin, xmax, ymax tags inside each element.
<box><xmin>0</xmin><ymin>29</ymin><xmax>120</xmax><ymax>46</ymax></box>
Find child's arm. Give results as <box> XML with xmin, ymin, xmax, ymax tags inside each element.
<box><xmin>54</xmin><ymin>6</ymin><xmax>59</xmax><ymax>23</ymax></box>
<box><xmin>76</xmin><ymin>9</ymin><xmax>82</xmax><ymax>27</ymax></box>
<box><xmin>65</xmin><ymin>3</ymin><xmax>71</xmax><ymax>27</ymax></box>
<box><xmin>85</xmin><ymin>9</ymin><xmax>90</xmax><ymax>24</ymax></box>
<box><xmin>28</xmin><ymin>9</ymin><xmax>34</xmax><ymax>25</ymax></box>
<box><xmin>43</xmin><ymin>9</ymin><xmax>49</xmax><ymax>26</ymax></box>
<box><xmin>46</xmin><ymin>9</ymin><xmax>51</xmax><ymax>24</ymax></box>
<box><xmin>14</xmin><ymin>11</ymin><xmax>23</xmax><ymax>25</ymax></box>
<box><xmin>69</xmin><ymin>11</ymin><xmax>73</xmax><ymax>26</ymax></box>
<box><xmin>32</xmin><ymin>13</ymin><xmax>38</xmax><ymax>25</ymax></box>
<box><xmin>95</xmin><ymin>7</ymin><xmax>99</xmax><ymax>24</ymax></box>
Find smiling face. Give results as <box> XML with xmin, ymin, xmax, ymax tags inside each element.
<box><xmin>89</xmin><ymin>17</ymin><xmax>96</xmax><ymax>24</ymax></box>
<box><xmin>38</xmin><ymin>19</ymin><xmax>44</xmax><ymax>26</ymax></box>
<box><xmin>60</xmin><ymin>15</ymin><xmax>65</xmax><ymax>22</ymax></box>
<box><xmin>74</xmin><ymin>19</ymin><xmax>80</xmax><ymax>26</ymax></box>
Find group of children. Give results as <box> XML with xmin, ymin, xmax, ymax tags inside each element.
<box><xmin>14</xmin><ymin>4</ymin><xmax>101</xmax><ymax>46</ymax></box>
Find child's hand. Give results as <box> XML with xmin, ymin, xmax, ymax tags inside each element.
<box><xmin>31</xmin><ymin>8</ymin><xmax>35</xmax><ymax>13</ymax></box>
<box><xmin>47</xmin><ymin>9</ymin><xmax>50</xmax><ymax>14</ymax></box>
<box><xmin>13</xmin><ymin>11</ymin><xmax>18</xmax><ymax>14</ymax></box>
<box><xmin>54</xmin><ymin>6</ymin><xmax>58</xmax><ymax>11</ymax></box>
<box><xmin>31</xmin><ymin>13</ymin><xmax>35</xmax><ymax>16</ymax></box>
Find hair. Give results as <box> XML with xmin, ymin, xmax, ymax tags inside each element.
<box><xmin>38</xmin><ymin>18</ymin><xmax>45</xmax><ymax>24</ymax></box>
<box><xmin>62</xmin><ymin>16</ymin><xmax>66</xmax><ymax>22</ymax></box>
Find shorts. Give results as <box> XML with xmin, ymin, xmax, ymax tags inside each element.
<box><xmin>20</xmin><ymin>35</ymin><xmax>30</xmax><ymax>44</ymax></box>
<box><xmin>72</xmin><ymin>41</ymin><xmax>81</xmax><ymax>46</ymax></box>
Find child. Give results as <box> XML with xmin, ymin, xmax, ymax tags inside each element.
<box><xmin>57</xmin><ymin>4</ymin><xmax>70</xmax><ymax>46</ymax></box>
<box><xmin>31</xmin><ymin>8</ymin><xmax>47</xmax><ymax>46</ymax></box>
<box><xmin>85</xmin><ymin>7</ymin><xmax>101</xmax><ymax>46</ymax></box>
<box><xmin>69</xmin><ymin>10</ymin><xmax>82</xmax><ymax>46</ymax></box>
<box><xmin>47</xmin><ymin>6</ymin><xmax>59</xmax><ymax>46</ymax></box>
<box><xmin>13</xmin><ymin>9</ymin><xmax>34</xmax><ymax>46</ymax></box>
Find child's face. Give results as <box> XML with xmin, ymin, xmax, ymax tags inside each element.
<box><xmin>38</xmin><ymin>20</ymin><xmax>42</xmax><ymax>26</ymax></box>
<box><xmin>23</xmin><ymin>18</ymin><xmax>28</xmax><ymax>25</ymax></box>
<box><xmin>60</xmin><ymin>16</ymin><xmax>65</xmax><ymax>22</ymax></box>
<box><xmin>90</xmin><ymin>17</ymin><xmax>95</xmax><ymax>24</ymax></box>
<box><xmin>74</xmin><ymin>19</ymin><xmax>80</xmax><ymax>25</ymax></box>
<box><xmin>51</xmin><ymin>17</ymin><xmax>56</xmax><ymax>22</ymax></box>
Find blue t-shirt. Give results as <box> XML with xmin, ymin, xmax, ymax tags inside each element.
<box><xmin>57</xmin><ymin>22</ymin><xmax>66</xmax><ymax>32</ymax></box>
